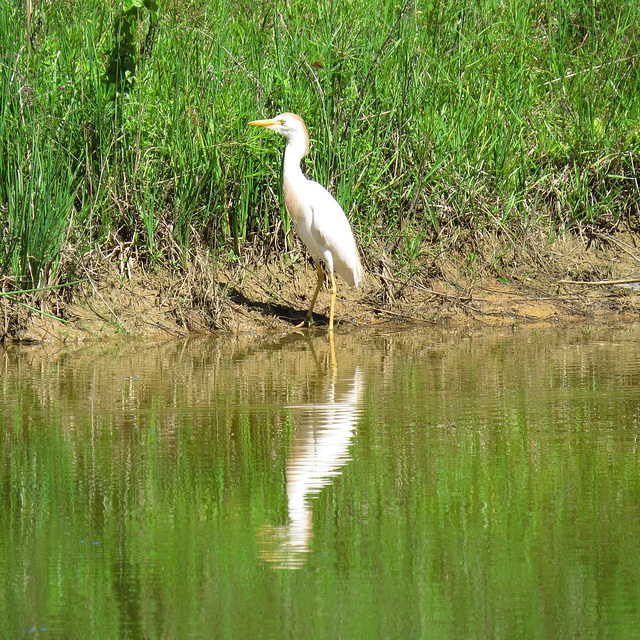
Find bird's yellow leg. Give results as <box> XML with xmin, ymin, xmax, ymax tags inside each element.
<box><xmin>328</xmin><ymin>271</ymin><xmax>337</xmax><ymax>333</ymax></box>
<box><xmin>296</xmin><ymin>262</ymin><xmax>324</xmax><ymax>328</ymax></box>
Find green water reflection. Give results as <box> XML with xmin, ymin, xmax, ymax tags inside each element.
<box><xmin>1</xmin><ymin>327</ymin><xmax>640</xmax><ymax>639</ymax></box>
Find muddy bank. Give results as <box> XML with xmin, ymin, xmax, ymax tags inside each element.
<box><xmin>2</xmin><ymin>231</ymin><xmax>640</xmax><ymax>343</ymax></box>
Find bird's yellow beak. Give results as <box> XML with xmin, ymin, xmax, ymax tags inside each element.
<box><xmin>248</xmin><ymin>118</ymin><xmax>278</xmax><ymax>127</ymax></box>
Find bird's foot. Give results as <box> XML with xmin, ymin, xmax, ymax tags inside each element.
<box><xmin>294</xmin><ymin>317</ymin><xmax>314</xmax><ymax>329</ymax></box>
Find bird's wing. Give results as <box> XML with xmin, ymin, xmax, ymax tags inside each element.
<box><xmin>303</xmin><ymin>180</ymin><xmax>362</xmax><ymax>286</ymax></box>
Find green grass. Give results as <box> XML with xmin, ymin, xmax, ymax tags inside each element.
<box><xmin>1</xmin><ymin>0</ymin><xmax>639</xmax><ymax>290</ymax></box>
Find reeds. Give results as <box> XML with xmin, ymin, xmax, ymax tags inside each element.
<box><xmin>1</xmin><ymin>0</ymin><xmax>639</xmax><ymax>289</ymax></box>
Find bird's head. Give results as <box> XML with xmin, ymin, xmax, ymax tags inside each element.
<box><xmin>249</xmin><ymin>112</ymin><xmax>309</xmax><ymax>156</ymax></box>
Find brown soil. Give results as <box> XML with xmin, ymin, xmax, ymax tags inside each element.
<box><xmin>2</xmin><ymin>231</ymin><xmax>640</xmax><ymax>343</ymax></box>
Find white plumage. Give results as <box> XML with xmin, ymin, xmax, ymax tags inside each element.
<box><xmin>249</xmin><ymin>112</ymin><xmax>363</xmax><ymax>331</ymax></box>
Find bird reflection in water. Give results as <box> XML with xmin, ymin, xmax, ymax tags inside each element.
<box><xmin>259</xmin><ymin>335</ymin><xmax>361</xmax><ymax>569</ymax></box>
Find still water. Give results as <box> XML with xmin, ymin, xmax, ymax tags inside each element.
<box><xmin>1</xmin><ymin>326</ymin><xmax>639</xmax><ymax>639</ymax></box>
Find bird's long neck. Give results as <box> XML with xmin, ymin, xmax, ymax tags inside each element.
<box><xmin>281</xmin><ymin>136</ymin><xmax>309</xmax><ymax>222</ymax></box>
<box><xmin>282</xmin><ymin>135</ymin><xmax>308</xmax><ymax>182</ymax></box>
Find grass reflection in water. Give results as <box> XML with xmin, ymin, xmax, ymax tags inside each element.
<box><xmin>1</xmin><ymin>327</ymin><xmax>640</xmax><ymax>639</ymax></box>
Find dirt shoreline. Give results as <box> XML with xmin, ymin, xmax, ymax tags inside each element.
<box><xmin>3</xmin><ymin>276</ymin><xmax>639</xmax><ymax>344</ymax></box>
<box><xmin>2</xmin><ymin>231</ymin><xmax>640</xmax><ymax>343</ymax></box>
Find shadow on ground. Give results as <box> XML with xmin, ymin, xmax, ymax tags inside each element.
<box><xmin>227</xmin><ymin>287</ymin><xmax>330</xmax><ymax>328</ymax></box>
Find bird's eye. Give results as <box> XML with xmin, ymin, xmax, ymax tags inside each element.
<box><xmin>279</xmin><ymin>119</ymin><xmax>286</xmax><ymax>125</ymax></box>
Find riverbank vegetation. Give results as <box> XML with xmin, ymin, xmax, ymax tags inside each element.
<box><xmin>1</xmin><ymin>0</ymin><xmax>640</xmax><ymax>337</ymax></box>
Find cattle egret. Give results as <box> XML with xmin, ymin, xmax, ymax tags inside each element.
<box><xmin>249</xmin><ymin>112</ymin><xmax>363</xmax><ymax>331</ymax></box>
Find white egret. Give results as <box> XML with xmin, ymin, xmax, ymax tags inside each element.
<box><xmin>249</xmin><ymin>112</ymin><xmax>364</xmax><ymax>331</ymax></box>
